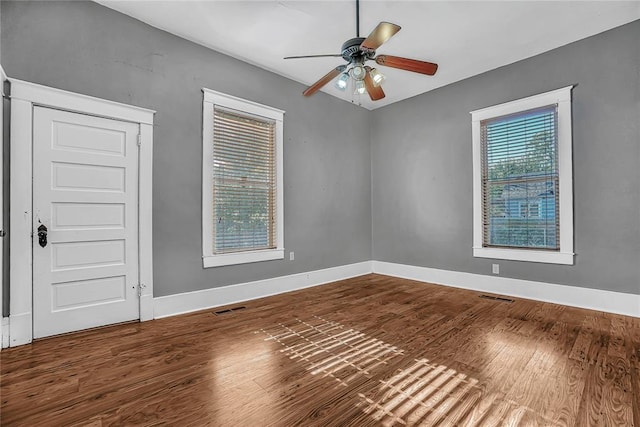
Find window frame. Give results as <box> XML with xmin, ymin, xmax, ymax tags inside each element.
<box><xmin>202</xmin><ymin>89</ymin><xmax>284</xmax><ymax>268</ymax></box>
<box><xmin>471</xmin><ymin>86</ymin><xmax>574</xmax><ymax>265</ymax></box>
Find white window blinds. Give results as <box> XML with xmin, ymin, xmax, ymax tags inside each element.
<box><xmin>481</xmin><ymin>105</ymin><xmax>559</xmax><ymax>250</ymax></box>
<box><xmin>212</xmin><ymin>107</ymin><xmax>276</xmax><ymax>254</ymax></box>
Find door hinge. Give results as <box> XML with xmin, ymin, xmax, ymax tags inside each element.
<box><xmin>138</xmin><ymin>283</ymin><xmax>146</xmax><ymax>297</ymax></box>
<box><xmin>137</xmin><ymin>134</ymin><xmax>142</xmax><ymax>147</ymax></box>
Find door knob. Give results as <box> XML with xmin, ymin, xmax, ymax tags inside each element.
<box><xmin>37</xmin><ymin>224</ymin><xmax>48</xmax><ymax>248</ymax></box>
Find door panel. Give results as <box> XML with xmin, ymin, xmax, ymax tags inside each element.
<box><xmin>51</xmin><ymin>203</ymin><xmax>126</xmax><ymax>229</ymax></box>
<box><xmin>52</xmin><ymin>162</ymin><xmax>126</xmax><ymax>192</ymax></box>
<box><xmin>33</xmin><ymin>107</ymin><xmax>140</xmax><ymax>339</ymax></box>
<box><xmin>52</xmin><ymin>276</ymin><xmax>127</xmax><ymax>311</ymax></box>
<box><xmin>53</xmin><ymin>121</ymin><xmax>127</xmax><ymax>156</ymax></box>
<box><xmin>51</xmin><ymin>239</ymin><xmax>126</xmax><ymax>270</ymax></box>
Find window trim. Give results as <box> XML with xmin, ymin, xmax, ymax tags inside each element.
<box><xmin>202</xmin><ymin>89</ymin><xmax>285</xmax><ymax>268</ymax></box>
<box><xmin>471</xmin><ymin>86</ymin><xmax>574</xmax><ymax>265</ymax></box>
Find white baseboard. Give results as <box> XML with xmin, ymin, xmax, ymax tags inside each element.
<box><xmin>140</xmin><ymin>294</ymin><xmax>154</xmax><ymax>322</ymax></box>
<box><xmin>155</xmin><ymin>259</ymin><xmax>638</xmax><ymax>320</ymax></box>
<box><xmin>8</xmin><ymin>312</ymin><xmax>32</xmax><ymax>347</ymax></box>
<box><xmin>153</xmin><ymin>261</ymin><xmax>373</xmax><ymax>319</ymax></box>
<box><xmin>1</xmin><ymin>317</ymin><xmax>9</xmax><ymax>349</ymax></box>
<box><xmin>373</xmin><ymin>261</ymin><xmax>640</xmax><ymax>318</ymax></box>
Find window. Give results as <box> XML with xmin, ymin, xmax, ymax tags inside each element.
<box><xmin>471</xmin><ymin>86</ymin><xmax>574</xmax><ymax>264</ymax></box>
<box><xmin>202</xmin><ymin>89</ymin><xmax>284</xmax><ymax>267</ymax></box>
<box><xmin>520</xmin><ymin>202</ymin><xmax>540</xmax><ymax>219</ymax></box>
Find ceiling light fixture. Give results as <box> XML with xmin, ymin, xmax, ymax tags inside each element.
<box><xmin>286</xmin><ymin>0</ymin><xmax>438</xmax><ymax>102</ymax></box>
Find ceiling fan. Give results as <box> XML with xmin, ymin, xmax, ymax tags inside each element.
<box><xmin>285</xmin><ymin>0</ymin><xmax>438</xmax><ymax>101</ymax></box>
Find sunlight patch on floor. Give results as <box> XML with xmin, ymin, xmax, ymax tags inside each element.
<box><xmin>357</xmin><ymin>358</ymin><xmax>480</xmax><ymax>426</ymax></box>
<box><xmin>357</xmin><ymin>357</ymin><xmax>562</xmax><ymax>426</ymax></box>
<box><xmin>258</xmin><ymin>317</ymin><xmax>562</xmax><ymax>426</ymax></box>
<box><xmin>258</xmin><ymin>316</ymin><xmax>404</xmax><ymax>387</ymax></box>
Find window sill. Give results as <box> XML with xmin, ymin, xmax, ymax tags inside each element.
<box><xmin>473</xmin><ymin>247</ymin><xmax>574</xmax><ymax>265</ymax></box>
<box><xmin>203</xmin><ymin>249</ymin><xmax>284</xmax><ymax>268</ymax></box>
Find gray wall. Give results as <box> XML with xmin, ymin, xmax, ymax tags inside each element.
<box><xmin>1</xmin><ymin>1</ymin><xmax>638</xmax><ymax>308</ymax></box>
<box><xmin>371</xmin><ymin>20</ymin><xmax>640</xmax><ymax>295</ymax></box>
<box><xmin>0</xmin><ymin>1</ymin><xmax>372</xmax><ymax>298</ymax></box>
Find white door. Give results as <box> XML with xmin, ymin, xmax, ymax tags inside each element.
<box><xmin>32</xmin><ymin>106</ymin><xmax>140</xmax><ymax>338</ymax></box>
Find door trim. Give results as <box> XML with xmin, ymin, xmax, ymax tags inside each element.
<box><xmin>8</xmin><ymin>78</ymin><xmax>155</xmax><ymax>347</ymax></box>
<box><xmin>0</xmin><ymin>65</ymin><xmax>6</xmax><ymax>350</ymax></box>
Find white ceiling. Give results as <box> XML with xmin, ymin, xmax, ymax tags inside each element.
<box><xmin>98</xmin><ymin>1</ymin><xmax>640</xmax><ymax>110</ymax></box>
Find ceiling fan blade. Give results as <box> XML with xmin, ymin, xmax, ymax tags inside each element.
<box><xmin>303</xmin><ymin>66</ymin><xmax>346</xmax><ymax>97</ymax></box>
<box><xmin>375</xmin><ymin>55</ymin><xmax>438</xmax><ymax>75</ymax></box>
<box><xmin>364</xmin><ymin>67</ymin><xmax>385</xmax><ymax>101</ymax></box>
<box><xmin>284</xmin><ymin>54</ymin><xmax>343</xmax><ymax>59</ymax></box>
<box><xmin>360</xmin><ymin>22</ymin><xmax>401</xmax><ymax>51</ymax></box>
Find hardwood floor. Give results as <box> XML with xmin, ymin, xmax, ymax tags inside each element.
<box><xmin>1</xmin><ymin>274</ymin><xmax>639</xmax><ymax>426</ymax></box>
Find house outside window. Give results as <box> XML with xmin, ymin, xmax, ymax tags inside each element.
<box><xmin>519</xmin><ymin>201</ymin><xmax>541</xmax><ymax>219</ymax></box>
<box><xmin>471</xmin><ymin>86</ymin><xmax>574</xmax><ymax>265</ymax></box>
<box><xmin>202</xmin><ymin>89</ymin><xmax>284</xmax><ymax>267</ymax></box>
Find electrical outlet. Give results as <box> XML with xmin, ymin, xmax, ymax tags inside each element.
<box><xmin>492</xmin><ymin>264</ymin><xmax>499</xmax><ymax>275</ymax></box>
<box><xmin>289</xmin><ymin>251</ymin><xmax>295</xmax><ymax>261</ymax></box>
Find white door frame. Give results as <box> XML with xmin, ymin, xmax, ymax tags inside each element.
<box><xmin>1</xmin><ymin>65</ymin><xmax>7</xmax><ymax>349</ymax></box>
<box><xmin>8</xmin><ymin>78</ymin><xmax>155</xmax><ymax>347</ymax></box>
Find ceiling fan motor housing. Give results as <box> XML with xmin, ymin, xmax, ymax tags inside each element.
<box><xmin>341</xmin><ymin>37</ymin><xmax>375</xmax><ymax>62</ymax></box>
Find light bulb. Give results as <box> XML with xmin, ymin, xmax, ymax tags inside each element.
<box><xmin>354</xmin><ymin>80</ymin><xmax>366</xmax><ymax>95</ymax></box>
<box><xmin>351</xmin><ymin>65</ymin><xmax>366</xmax><ymax>81</ymax></box>
<box><xmin>369</xmin><ymin>68</ymin><xmax>385</xmax><ymax>86</ymax></box>
<box><xmin>335</xmin><ymin>73</ymin><xmax>349</xmax><ymax>91</ymax></box>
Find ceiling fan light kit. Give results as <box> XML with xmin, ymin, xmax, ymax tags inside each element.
<box><xmin>285</xmin><ymin>0</ymin><xmax>438</xmax><ymax>102</ymax></box>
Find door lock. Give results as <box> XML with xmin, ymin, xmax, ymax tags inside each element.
<box><xmin>37</xmin><ymin>224</ymin><xmax>48</xmax><ymax>248</ymax></box>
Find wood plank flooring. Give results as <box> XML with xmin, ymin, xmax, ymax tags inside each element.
<box><xmin>1</xmin><ymin>274</ymin><xmax>639</xmax><ymax>426</ymax></box>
